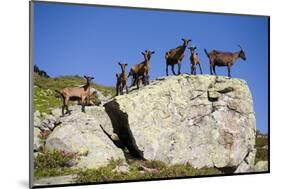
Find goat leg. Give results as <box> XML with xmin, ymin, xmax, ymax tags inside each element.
<box><xmin>212</xmin><ymin>66</ymin><xmax>217</xmax><ymax>76</ymax></box>
<box><xmin>126</xmin><ymin>84</ymin><xmax>128</xmax><ymax>94</ymax></box>
<box><xmin>172</xmin><ymin>65</ymin><xmax>176</xmax><ymax>75</ymax></box>
<box><xmin>166</xmin><ymin>64</ymin><xmax>169</xmax><ymax>76</ymax></box>
<box><xmin>132</xmin><ymin>75</ymin><xmax>137</xmax><ymax>87</ymax></box>
<box><xmin>227</xmin><ymin>65</ymin><xmax>231</xmax><ymax>78</ymax></box>
<box><xmin>66</xmin><ymin>105</ymin><xmax>71</xmax><ymax>115</ymax></box>
<box><xmin>81</xmin><ymin>101</ymin><xmax>86</xmax><ymax>113</ymax></box>
<box><xmin>121</xmin><ymin>84</ymin><xmax>124</xmax><ymax>95</ymax></box>
<box><xmin>81</xmin><ymin>104</ymin><xmax>85</xmax><ymax>113</ymax></box>
<box><xmin>62</xmin><ymin>105</ymin><xmax>65</xmax><ymax>116</ymax></box>
<box><xmin>116</xmin><ymin>84</ymin><xmax>119</xmax><ymax>96</ymax></box>
<box><xmin>64</xmin><ymin>97</ymin><xmax>70</xmax><ymax>115</ymax></box>
<box><xmin>136</xmin><ymin>76</ymin><xmax>140</xmax><ymax>89</ymax></box>
<box><xmin>198</xmin><ymin>63</ymin><xmax>203</xmax><ymax>74</ymax></box>
<box><xmin>177</xmin><ymin>63</ymin><xmax>181</xmax><ymax>75</ymax></box>
<box><xmin>210</xmin><ymin>65</ymin><xmax>213</xmax><ymax>75</ymax></box>
<box><xmin>146</xmin><ymin>75</ymin><xmax>150</xmax><ymax>85</ymax></box>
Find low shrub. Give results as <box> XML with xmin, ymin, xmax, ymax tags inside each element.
<box><xmin>34</xmin><ymin>150</ymin><xmax>78</xmax><ymax>179</ymax></box>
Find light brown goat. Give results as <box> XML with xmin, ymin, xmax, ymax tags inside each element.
<box><xmin>128</xmin><ymin>50</ymin><xmax>155</xmax><ymax>89</ymax></box>
<box><xmin>165</xmin><ymin>38</ymin><xmax>191</xmax><ymax>76</ymax></box>
<box><xmin>116</xmin><ymin>62</ymin><xmax>129</xmax><ymax>96</ymax></box>
<box><xmin>204</xmin><ymin>45</ymin><xmax>246</xmax><ymax>78</ymax></box>
<box><xmin>188</xmin><ymin>46</ymin><xmax>202</xmax><ymax>75</ymax></box>
<box><xmin>55</xmin><ymin>75</ymin><xmax>94</xmax><ymax>116</ymax></box>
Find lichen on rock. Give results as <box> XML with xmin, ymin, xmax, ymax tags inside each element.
<box><xmin>104</xmin><ymin>74</ymin><xmax>256</xmax><ymax>172</ymax></box>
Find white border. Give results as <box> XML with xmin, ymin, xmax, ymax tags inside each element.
<box><xmin>0</xmin><ymin>0</ymin><xmax>279</xmax><ymax>189</ymax></box>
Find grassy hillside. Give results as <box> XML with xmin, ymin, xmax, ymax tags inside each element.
<box><xmin>33</xmin><ymin>73</ymin><xmax>115</xmax><ymax>113</ymax></box>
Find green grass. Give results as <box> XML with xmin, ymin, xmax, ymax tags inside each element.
<box><xmin>255</xmin><ymin>133</ymin><xmax>268</xmax><ymax>164</ymax></box>
<box><xmin>33</xmin><ymin>73</ymin><xmax>115</xmax><ymax>113</ymax></box>
<box><xmin>34</xmin><ymin>149</ymin><xmax>81</xmax><ymax>179</ymax></box>
<box><xmin>34</xmin><ymin>86</ymin><xmax>62</xmax><ymax>113</ymax></box>
<box><xmin>75</xmin><ymin>160</ymin><xmax>222</xmax><ymax>183</ymax></box>
<box><xmin>255</xmin><ymin>148</ymin><xmax>268</xmax><ymax>163</ymax></box>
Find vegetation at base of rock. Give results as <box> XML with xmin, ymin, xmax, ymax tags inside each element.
<box><xmin>34</xmin><ymin>149</ymin><xmax>80</xmax><ymax>179</ymax></box>
<box><xmin>33</xmin><ymin>73</ymin><xmax>115</xmax><ymax>113</ymax></box>
<box><xmin>75</xmin><ymin>160</ymin><xmax>222</xmax><ymax>183</ymax></box>
<box><xmin>255</xmin><ymin>131</ymin><xmax>268</xmax><ymax>163</ymax></box>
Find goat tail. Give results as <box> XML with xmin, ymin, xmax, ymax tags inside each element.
<box><xmin>127</xmin><ymin>71</ymin><xmax>131</xmax><ymax>78</ymax></box>
<box><xmin>54</xmin><ymin>89</ymin><xmax>63</xmax><ymax>97</ymax></box>
<box><xmin>204</xmin><ymin>49</ymin><xmax>210</xmax><ymax>58</ymax></box>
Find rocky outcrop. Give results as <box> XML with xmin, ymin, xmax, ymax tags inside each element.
<box><xmin>43</xmin><ymin>106</ymin><xmax>126</xmax><ymax>169</ymax></box>
<box><xmin>104</xmin><ymin>74</ymin><xmax>256</xmax><ymax>172</ymax></box>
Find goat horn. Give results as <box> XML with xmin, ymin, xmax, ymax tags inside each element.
<box><xmin>238</xmin><ymin>45</ymin><xmax>243</xmax><ymax>50</ymax></box>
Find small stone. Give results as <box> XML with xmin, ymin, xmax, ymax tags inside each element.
<box><xmin>33</xmin><ymin>116</ymin><xmax>41</xmax><ymax>127</ymax></box>
<box><xmin>113</xmin><ymin>164</ymin><xmax>129</xmax><ymax>173</ymax></box>
<box><xmin>254</xmin><ymin>161</ymin><xmax>268</xmax><ymax>172</ymax></box>
<box><xmin>34</xmin><ymin>127</ymin><xmax>42</xmax><ymax>152</ymax></box>
<box><xmin>34</xmin><ymin>110</ymin><xmax>41</xmax><ymax>118</ymax></box>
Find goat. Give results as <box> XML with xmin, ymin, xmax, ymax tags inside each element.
<box><xmin>116</xmin><ymin>62</ymin><xmax>129</xmax><ymax>96</ymax></box>
<box><xmin>165</xmin><ymin>38</ymin><xmax>191</xmax><ymax>76</ymax></box>
<box><xmin>55</xmin><ymin>75</ymin><xmax>94</xmax><ymax>116</ymax></box>
<box><xmin>128</xmin><ymin>50</ymin><xmax>155</xmax><ymax>89</ymax></box>
<box><xmin>188</xmin><ymin>46</ymin><xmax>202</xmax><ymax>75</ymax></box>
<box><xmin>204</xmin><ymin>45</ymin><xmax>246</xmax><ymax>78</ymax></box>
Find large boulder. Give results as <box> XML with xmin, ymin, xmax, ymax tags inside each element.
<box><xmin>45</xmin><ymin>105</ymin><xmax>125</xmax><ymax>169</ymax></box>
<box><xmin>104</xmin><ymin>75</ymin><xmax>256</xmax><ymax>172</ymax></box>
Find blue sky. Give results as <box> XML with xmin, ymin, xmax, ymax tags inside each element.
<box><xmin>34</xmin><ymin>2</ymin><xmax>269</xmax><ymax>133</ymax></box>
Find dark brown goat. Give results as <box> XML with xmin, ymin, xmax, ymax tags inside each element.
<box><xmin>165</xmin><ymin>38</ymin><xmax>191</xmax><ymax>76</ymax></box>
<box><xmin>204</xmin><ymin>45</ymin><xmax>246</xmax><ymax>78</ymax></box>
<box><xmin>116</xmin><ymin>62</ymin><xmax>129</xmax><ymax>96</ymax></box>
<box><xmin>188</xmin><ymin>46</ymin><xmax>202</xmax><ymax>75</ymax></box>
<box><xmin>55</xmin><ymin>76</ymin><xmax>94</xmax><ymax>116</ymax></box>
<box><xmin>128</xmin><ymin>50</ymin><xmax>155</xmax><ymax>89</ymax></box>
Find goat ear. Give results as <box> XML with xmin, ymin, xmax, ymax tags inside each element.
<box><xmin>141</xmin><ymin>52</ymin><xmax>145</xmax><ymax>56</ymax></box>
<box><xmin>151</xmin><ymin>51</ymin><xmax>155</xmax><ymax>54</ymax></box>
<box><xmin>181</xmin><ymin>38</ymin><xmax>185</xmax><ymax>41</ymax></box>
<box><xmin>91</xmin><ymin>77</ymin><xmax>95</xmax><ymax>80</ymax></box>
<box><xmin>125</xmin><ymin>63</ymin><xmax>128</xmax><ymax>66</ymax></box>
<box><xmin>194</xmin><ymin>46</ymin><xmax>197</xmax><ymax>49</ymax></box>
<box><xmin>83</xmin><ymin>75</ymin><xmax>87</xmax><ymax>79</ymax></box>
<box><xmin>118</xmin><ymin>62</ymin><xmax>121</xmax><ymax>65</ymax></box>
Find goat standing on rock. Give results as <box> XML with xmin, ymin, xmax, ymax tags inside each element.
<box><xmin>128</xmin><ymin>50</ymin><xmax>155</xmax><ymax>89</ymax></box>
<box><xmin>165</xmin><ymin>38</ymin><xmax>191</xmax><ymax>76</ymax></box>
<box><xmin>55</xmin><ymin>75</ymin><xmax>94</xmax><ymax>116</ymax></box>
<box><xmin>116</xmin><ymin>62</ymin><xmax>129</xmax><ymax>96</ymax></box>
<box><xmin>204</xmin><ymin>45</ymin><xmax>246</xmax><ymax>78</ymax></box>
<box><xmin>188</xmin><ymin>46</ymin><xmax>202</xmax><ymax>75</ymax></box>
